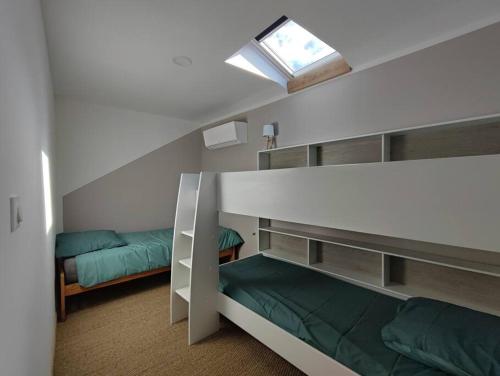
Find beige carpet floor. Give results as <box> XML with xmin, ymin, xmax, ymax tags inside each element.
<box><xmin>54</xmin><ymin>275</ymin><xmax>304</xmax><ymax>376</ymax></box>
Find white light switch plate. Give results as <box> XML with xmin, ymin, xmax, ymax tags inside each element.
<box><xmin>10</xmin><ymin>196</ymin><xmax>22</xmax><ymax>232</ymax></box>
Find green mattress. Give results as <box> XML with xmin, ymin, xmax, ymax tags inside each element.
<box><xmin>75</xmin><ymin>227</ymin><xmax>243</xmax><ymax>287</ymax></box>
<box><xmin>218</xmin><ymin>255</ymin><xmax>448</xmax><ymax>376</ymax></box>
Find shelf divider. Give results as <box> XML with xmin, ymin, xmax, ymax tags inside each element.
<box><xmin>382</xmin><ymin>134</ymin><xmax>391</xmax><ymax>162</ymax></box>
<box><xmin>307</xmin><ymin>240</ymin><xmax>319</xmax><ymax>265</ymax></box>
<box><xmin>307</xmin><ymin>145</ymin><xmax>318</xmax><ymax>167</ymax></box>
<box><xmin>382</xmin><ymin>254</ymin><xmax>391</xmax><ymax>287</ymax></box>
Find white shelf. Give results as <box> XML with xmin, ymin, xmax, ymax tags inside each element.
<box><xmin>182</xmin><ymin>229</ymin><xmax>194</xmax><ymax>237</ymax></box>
<box><xmin>175</xmin><ymin>286</ymin><xmax>190</xmax><ymax>302</ymax></box>
<box><xmin>259</xmin><ymin>228</ymin><xmax>500</xmax><ymax>315</ymax></box>
<box><xmin>310</xmin><ymin>262</ymin><xmax>381</xmax><ymax>288</ymax></box>
<box><xmin>179</xmin><ymin>258</ymin><xmax>192</xmax><ymax>269</ymax></box>
<box><xmin>257</xmin><ymin>113</ymin><xmax>500</xmax><ymax>155</ymax></box>
<box><xmin>259</xmin><ymin>226</ymin><xmax>500</xmax><ymax>277</ymax></box>
<box><xmin>261</xmin><ymin>248</ymin><xmax>307</xmax><ymax>266</ymax></box>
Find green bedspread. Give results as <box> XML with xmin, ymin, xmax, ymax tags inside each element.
<box><xmin>218</xmin><ymin>255</ymin><xmax>448</xmax><ymax>376</ymax></box>
<box><xmin>76</xmin><ymin>227</ymin><xmax>243</xmax><ymax>288</ymax></box>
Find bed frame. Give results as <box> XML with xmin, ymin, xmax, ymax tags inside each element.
<box><xmin>57</xmin><ymin>246</ymin><xmax>237</xmax><ymax>322</ymax></box>
<box><xmin>171</xmin><ymin>115</ymin><xmax>500</xmax><ymax>375</ymax></box>
<box><xmin>217</xmin><ymin>284</ymin><xmax>357</xmax><ymax>375</ymax></box>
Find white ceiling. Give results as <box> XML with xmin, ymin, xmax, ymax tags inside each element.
<box><xmin>42</xmin><ymin>0</ymin><xmax>500</xmax><ymax>123</ymax></box>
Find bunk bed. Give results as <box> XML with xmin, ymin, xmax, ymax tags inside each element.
<box><xmin>56</xmin><ymin>226</ymin><xmax>243</xmax><ymax>321</ymax></box>
<box><xmin>170</xmin><ymin>115</ymin><xmax>500</xmax><ymax>376</ymax></box>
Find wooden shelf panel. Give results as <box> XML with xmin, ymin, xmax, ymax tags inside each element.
<box><xmin>259</xmin><ymin>145</ymin><xmax>308</xmax><ymax>170</ymax></box>
<box><xmin>390</xmin><ymin>121</ymin><xmax>500</xmax><ymax>162</ymax></box>
<box><xmin>179</xmin><ymin>258</ymin><xmax>192</xmax><ymax>269</ymax></box>
<box><xmin>182</xmin><ymin>229</ymin><xmax>194</xmax><ymax>237</ymax></box>
<box><xmin>175</xmin><ymin>286</ymin><xmax>190</xmax><ymax>302</ymax></box>
<box><xmin>261</xmin><ymin>248</ymin><xmax>308</xmax><ymax>266</ymax></box>
<box><xmin>388</xmin><ymin>256</ymin><xmax>500</xmax><ymax>316</ymax></box>
<box><xmin>310</xmin><ymin>262</ymin><xmax>381</xmax><ymax>288</ymax></box>
<box><xmin>312</xmin><ymin>135</ymin><xmax>382</xmax><ymax>166</ymax></box>
<box><xmin>259</xmin><ymin>227</ymin><xmax>500</xmax><ymax>277</ymax></box>
<box><xmin>261</xmin><ymin>249</ymin><xmax>404</xmax><ymax>299</ymax></box>
<box><xmin>385</xmin><ymin>283</ymin><xmax>499</xmax><ymax>317</ymax></box>
<box><xmin>384</xmin><ymin>245</ymin><xmax>500</xmax><ymax>277</ymax></box>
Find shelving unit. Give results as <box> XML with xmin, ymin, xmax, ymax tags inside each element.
<box><xmin>258</xmin><ymin>226</ymin><xmax>500</xmax><ymax>277</ymax></box>
<box><xmin>258</xmin><ymin>224</ymin><xmax>500</xmax><ymax>314</ymax></box>
<box><xmin>254</xmin><ymin>114</ymin><xmax>500</xmax><ymax>315</ymax></box>
<box><xmin>258</xmin><ymin>114</ymin><xmax>500</xmax><ymax>169</ymax></box>
<box><xmin>170</xmin><ymin>172</ymin><xmax>219</xmax><ymax>344</ymax></box>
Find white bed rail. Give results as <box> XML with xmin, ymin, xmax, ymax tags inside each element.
<box><xmin>218</xmin><ymin>154</ymin><xmax>500</xmax><ymax>253</ymax></box>
<box><xmin>218</xmin><ymin>292</ymin><xmax>358</xmax><ymax>376</ymax></box>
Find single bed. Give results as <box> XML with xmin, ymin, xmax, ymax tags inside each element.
<box><xmin>57</xmin><ymin>227</ymin><xmax>243</xmax><ymax>321</ymax></box>
<box><xmin>219</xmin><ymin>254</ymin><xmax>448</xmax><ymax>376</ymax></box>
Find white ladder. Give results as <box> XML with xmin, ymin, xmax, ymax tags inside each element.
<box><xmin>170</xmin><ymin>172</ymin><xmax>219</xmax><ymax>344</ymax></box>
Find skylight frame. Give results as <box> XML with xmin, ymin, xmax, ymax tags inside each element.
<box><xmin>250</xmin><ymin>39</ymin><xmax>294</xmax><ymax>79</ymax></box>
<box><xmin>257</xmin><ymin>41</ymin><xmax>294</xmax><ymax>76</ymax></box>
<box><xmin>224</xmin><ymin>15</ymin><xmax>350</xmax><ymax>92</ymax></box>
<box><xmin>255</xmin><ymin>17</ymin><xmax>338</xmax><ymax>77</ymax></box>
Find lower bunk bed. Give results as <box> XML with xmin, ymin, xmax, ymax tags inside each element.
<box><xmin>57</xmin><ymin>227</ymin><xmax>243</xmax><ymax>321</ymax></box>
<box><xmin>217</xmin><ymin>255</ymin><xmax>499</xmax><ymax>376</ymax></box>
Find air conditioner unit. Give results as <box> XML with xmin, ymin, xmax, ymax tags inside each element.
<box><xmin>203</xmin><ymin>121</ymin><xmax>247</xmax><ymax>149</ymax></box>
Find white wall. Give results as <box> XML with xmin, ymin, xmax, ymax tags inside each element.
<box><xmin>0</xmin><ymin>1</ymin><xmax>56</xmax><ymax>375</ymax></box>
<box><xmin>55</xmin><ymin>98</ymin><xmax>198</xmax><ymax>231</ymax></box>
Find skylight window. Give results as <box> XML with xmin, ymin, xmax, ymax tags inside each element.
<box><xmin>257</xmin><ymin>17</ymin><xmax>337</xmax><ymax>75</ymax></box>
<box><xmin>225</xmin><ymin>16</ymin><xmax>350</xmax><ymax>92</ymax></box>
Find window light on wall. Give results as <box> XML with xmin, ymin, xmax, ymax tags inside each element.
<box><xmin>225</xmin><ymin>16</ymin><xmax>350</xmax><ymax>93</ymax></box>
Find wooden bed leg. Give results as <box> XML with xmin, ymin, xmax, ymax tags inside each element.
<box><xmin>58</xmin><ymin>261</ymin><xmax>67</xmax><ymax>322</ymax></box>
<box><xmin>230</xmin><ymin>246</ymin><xmax>239</xmax><ymax>261</ymax></box>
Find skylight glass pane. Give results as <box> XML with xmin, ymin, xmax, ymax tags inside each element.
<box><xmin>260</xmin><ymin>20</ymin><xmax>336</xmax><ymax>74</ymax></box>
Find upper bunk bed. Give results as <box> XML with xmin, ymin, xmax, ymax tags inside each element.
<box><xmin>170</xmin><ymin>114</ymin><xmax>500</xmax><ymax>376</ymax></box>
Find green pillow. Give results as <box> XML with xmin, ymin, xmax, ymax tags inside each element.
<box><xmin>382</xmin><ymin>297</ymin><xmax>500</xmax><ymax>376</ymax></box>
<box><xmin>56</xmin><ymin>230</ymin><xmax>126</xmax><ymax>258</ymax></box>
